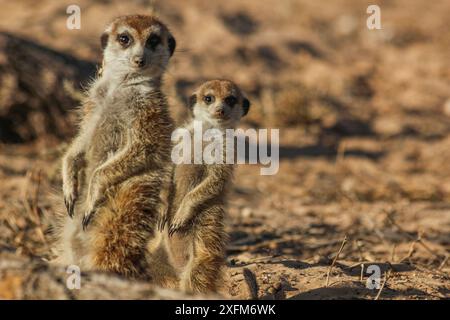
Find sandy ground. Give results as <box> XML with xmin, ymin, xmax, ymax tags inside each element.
<box><xmin>0</xmin><ymin>0</ymin><xmax>449</xmax><ymax>299</ymax></box>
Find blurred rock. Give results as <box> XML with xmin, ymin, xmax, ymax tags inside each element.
<box><xmin>374</xmin><ymin>116</ymin><xmax>403</xmax><ymax>137</ymax></box>
<box><xmin>0</xmin><ymin>32</ymin><xmax>96</xmax><ymax>143</ymax></box>
<box><xmin>0</xmin><ymin>252</ymin><xmax>216</xmax><ymax>299</ymax></box>
<box><xmin>221</xmin><ymin>11</ymin><xmax>258</xmax><ymax>36</ymax></box>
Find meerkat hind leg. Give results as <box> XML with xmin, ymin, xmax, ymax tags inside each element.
<box><xmin>90</xmin><ymin>174</ymin><xmax>161</xmax><ymax>278</ymax></box>
<box><xmin>180</xmin><ymin>206</ymin><xmax>226</xmax><ymax>293</ymax></box>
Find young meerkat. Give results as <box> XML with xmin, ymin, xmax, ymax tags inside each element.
<box><xmin>156</xmin><ymin>79</ymin><xmax>250</xmax><ymax>293</ymax></box>
<box><xmin>54</xmin><ymin>15</ymin><xmax>176</xmax><ymax>278</ymax></box>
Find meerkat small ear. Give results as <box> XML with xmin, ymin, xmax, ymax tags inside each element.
<box><xmin>168</xmin><ymin>36</ymin><xmax>176</xmax><ymax>57</ymax></box>
<box><xmin>242</xmin><ymin>98</ymin><xmax>251</xmax><ymax>116</ymax></box>
<box><xmin>100</xmin><ymin>32</ymin><xmax>109</xmax><ymax>50</ymax></box>
<box><xmin>188</xmin><ymin>94</ymin><xmax>197</xmax><ymax>110</ymax></box>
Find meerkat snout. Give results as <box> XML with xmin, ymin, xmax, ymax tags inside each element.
<box><xmin>132</xmin><ymin>55</ymin><xmax>146</xmax><ymax>68</ymax></box>
<box><xmin>100</xmin><ymin>15</ymin><xmax>176</xmax><ymax>77</ymax></box>
<box><xmin>189</xmin><ymin>79</ymin><xmax>250</xmax><ymax>127</ymax></box>
<box><xmin>214</xmin><ymin>106</ymin><xmax>225</xmax><ymax>117</ymax></box>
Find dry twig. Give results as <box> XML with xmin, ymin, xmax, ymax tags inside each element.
<box><xmin>374</xmin><ymin>269</ymin><xmax>392</xmax><ymax>300</ymax></box>
<box><xmin>243</xmin><ymin>268</ymin><xmax>259</xmax><ymax>300</ymax></box>
<box><xmin>325</xmin><ymin>235</ymin><xmax>348</xmax><ymax>287</ymax></box>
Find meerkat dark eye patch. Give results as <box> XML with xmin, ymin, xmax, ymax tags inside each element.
<box><xmin>203</xmin><ymin>95</ymin><xmax>215</xmax><ymax>104</ymax></box>
<box><xmin>224</xmin><ymin>96</ymin><xmax>238</xmax><ymax>107</ymax></box>
<box><xmin>168</xmin><ymin>36</ymin><xmax>176</xmax><ymax>56</ymax></box>
<box><xmin>146</xmin><ymin>34</ymin><xmax>161</xmax><ymax>50</ymax></box>
<box><xmin>188</xmin><ymin>94</ymin><xmax>197</xmax><ymax>110</ymax></box>
<box><xmin>117</xmin><ymin>33</ymin><xmax>132</xmax><ymax>48</ymax></box>
<box><xmin>100</xmin><ymin>33</ymin><xmax>109</xmax><ymax>49</ymax></box>
<box><xmin>242</xmin><ymin>98</ymin><xmax>251</xmax><ymax>116</ymax></box>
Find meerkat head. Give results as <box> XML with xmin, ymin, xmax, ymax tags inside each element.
<box><xmin>100</xmin><ymin>15</ymin><xmax>176</xmax><ymax>80</ymax></box>
<box><xmin>188</xmin><ymin>80</ymin><xmax>251</xmax><ymax>128</ymax></box>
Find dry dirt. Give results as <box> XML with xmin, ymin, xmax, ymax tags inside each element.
<box><xmin>0</xmin><ymin>0</ymin><xmax>449</xmax><ymax>299</ymax></box>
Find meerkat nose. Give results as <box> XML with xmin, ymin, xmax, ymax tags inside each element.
<box><xmin>132</xmin><ymin>56</ymin><xmax>146</xmax><ymax>68</ymax></box>
<box><xmin>214</xmin><ymin>107</ymin><xmax>225</xmax><ymax>117</ymax></box>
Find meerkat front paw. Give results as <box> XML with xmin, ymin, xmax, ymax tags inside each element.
<box><xmin>157</xmin><ymin>213</ymin><xmax>169</xmax><ymax>232</ymax></box>
<box><xmin>82</xmin><ymin>179</ymin><xmax>104</xmax><ymax>230</ymax></box>
<box><xmin>157</xmin><ymin>205</ymin><xmax>169</xmax><ymax>232</ymax></box>
<box><xmin>168</xmin><ymin>201</ymin><xmax>194</xmax><ymax>236</ymax></box>
<box><xmin>62</xmin><ymin>177</ymin><xmax>78</xmax><ymax>218</ymax></box>
<box><xmin>82</xmin><ymin>192</ymin><xmax>100</xmax><ymax>230</ymax></box>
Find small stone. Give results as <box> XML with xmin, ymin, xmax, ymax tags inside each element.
<box><xmin>241</xmin><ymin>207</ymin><xmax>253</xmax><ymax>218</ymax></box>
<box><xmin>267</xmin><ymin>286</ymin><xmax>277</xmax><ymax>294</ymax></box>
<box><xmin>443</xmin><ymin>99</ymin><xmax>450</xmax><ymax>117</ymax></box>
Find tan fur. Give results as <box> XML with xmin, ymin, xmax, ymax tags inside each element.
<box><xmin>153</xmin><ymin>80</ymin><xmax>250</xmax><ymax>292</ymax></box>
<box><xmin>53</xmin><ymin>15</ymin><xmax>176</xmax><ymax>279</ymax></box>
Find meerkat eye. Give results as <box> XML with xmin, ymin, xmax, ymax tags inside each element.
<box><xmin>203</xmin><ymin>95</ymin><xmax>215</xmax><ymax>104</ymax></box>
<box><xmin>224</xmin><ymin>96</ymin><xmax>237</xmax><ymax>107</ymax></box>
<box><xmin>146</xmin><ymin>34</ymin><xmax>161</xmax><ymax>50</ymax></box>
<box><xmin>117</xmin><ymin>33</ymin><xmax>131</xmax><ymax>47</ymax></box>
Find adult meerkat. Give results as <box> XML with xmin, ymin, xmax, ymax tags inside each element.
<box><xmin>55</xmin><ymin>15</ymin><xmax>176</xmax><ymax>278</ymax></box>
<box><xmin>155</xmin><ymin>80</ymin><xmax>250</xmax><ymax>293</ymax></box>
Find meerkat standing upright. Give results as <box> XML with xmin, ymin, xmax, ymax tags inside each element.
<box><xmin>156</xmin><ymin>80</ymin><xmax>250</xmax><ymax>292</ymax></box>
<box><xmin>54</xmin><ymin>15</ymin><xmax>176</xmax><ymax>278</ymax></box>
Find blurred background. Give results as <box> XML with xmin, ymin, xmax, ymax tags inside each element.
<box><xmin>0</xmin><ymin>0</ymin><xmax>448</xmax><ymax>299</ymax></box>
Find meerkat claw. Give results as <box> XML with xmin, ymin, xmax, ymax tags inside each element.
<box><xmin>82</xmin><ymin>211</ymin><xmax>94</xmax><ymax>230</ymax></box>
<box><xmin>64</xmin><ymin>198</ymin><xmax>75</xmax><ymax>218</ymax></box>
<box><xmin>168</xmin><ymin>223</ymin><xmax>183</xmax><ymax>237</ymax></box>
<box><xmin>64</xmin><ymin>198</ymin><xmax>69</xmax><ymax>214</ymax></box>
<box><xmin>157</xmin><ymin>215</ymin><xmax>168</xmax><ymax>231</ymax></box>
<box><xmin>168</xmin><ymin>225</ymin><xmax>176</xmax><ymax>237</ymax></box>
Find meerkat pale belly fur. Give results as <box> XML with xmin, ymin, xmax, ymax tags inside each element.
<box><xmin>53</xmin><ymin>15</ymin><xmax>176</xmax><ymax>278</ymax></box>
<box><xmin>150</xmin><ymin>80</ymin><xmax>251</xmax><ymax>292</ymax></box>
